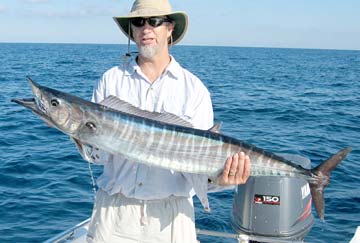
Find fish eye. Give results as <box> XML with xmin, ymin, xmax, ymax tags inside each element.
<box><xmin>85</xmin><ymin>122</ymin><xmax>97</xmax><ymax>131</ymax></box>
<box><xmin>51</xmin><ymin>99</ymin><xmax>60</xmax><ymax>107</ymax></box>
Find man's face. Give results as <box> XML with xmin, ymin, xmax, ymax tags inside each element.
<box><xmin>131</xmin><ymin>17</ymin><xmax>174</xmax><ymax>59</ymax></box>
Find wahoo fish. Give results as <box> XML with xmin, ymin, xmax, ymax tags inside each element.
<box><xmin>12</xmin><ymin>77</ymin><xmax>351</xmax><ymax>220</ymax></box>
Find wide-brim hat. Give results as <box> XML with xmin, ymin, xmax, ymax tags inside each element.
<box><xmin>113</xmin><ymin>0</ymin><xmax>188</xmax><ymax>45</ymax></box>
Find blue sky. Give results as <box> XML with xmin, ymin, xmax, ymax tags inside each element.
<box><xmin>0</xmin><ymin>0</ymin><xmax>359</xmax><ymax>50</ymax></box>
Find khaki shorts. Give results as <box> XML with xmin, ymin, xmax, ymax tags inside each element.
<box><xmin>87</xmin><ymin>189</ymin><xmax>198</xmax><ymax>243</ymax></box>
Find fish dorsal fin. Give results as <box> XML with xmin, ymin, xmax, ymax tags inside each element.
<box><xmin>100</xmin><ymin>96</ymin><xmax>194</xmax><ymax>128</ymax></box>
<box><xmin>209</xmin><ymin>122</ymin><xmax>222</xmax><ymax>133</ymax></box>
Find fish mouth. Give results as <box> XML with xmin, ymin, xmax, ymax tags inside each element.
<box><xmin>12</xmin><ymin>97</ymin><xmax>55</xmax><ymax>127</ymax></box>
<box><xmin>12</xmin><ymin>76</ymin><xmax>47</xmax><ymax>114</ymax></box>
<box><xmin>11</xmin><ymin>98</ymin><xmax>37</xmax><ymax>112</ymax></box>
<box><xmin>12</xmin><ymin>77</ymin><xmax>54</xmax><ymax>125</ymax></box>
<box><xmin>27</xmin><ymin>76</ymin><xmax>42</xmax><ymax>96</ymax></box>
<box><xmin>11</xmin><ymin>97</ymin><xmax>49</xmax><ymax>120</ymax></box>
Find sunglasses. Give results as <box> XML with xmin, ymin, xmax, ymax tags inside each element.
<box><xmin>131</xmin><ymin>17</ymin><xmax>172</xmax><ymax>28</ymax></box>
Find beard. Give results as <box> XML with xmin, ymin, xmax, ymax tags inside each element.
<box><xmin>138</xmin><ymin>44</ymin><xmax>160</xmax><ymax>59</ymax></box>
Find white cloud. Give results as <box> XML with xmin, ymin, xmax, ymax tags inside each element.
<box><xmin>0</xmin><ymin>5</ymin><xmax>6</xmax><ymax>13</ymax></box>
<box><xmin>25</xmin><ymin>7</ymin><xmax>120</xmax><ymax>18</ymax></box>
<box><xmin>21</xmin><ymin>0</ymin><xmax>49</xmax><ymax>3</ymax></box>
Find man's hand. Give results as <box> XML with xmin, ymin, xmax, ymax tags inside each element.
<box><xmin>217</xmin><ymin>152</ymin><xmax>251</xmax><ymax>186</ymax></box>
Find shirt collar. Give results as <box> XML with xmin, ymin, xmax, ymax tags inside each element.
<box><xmin>123</xmin><ymin>57</ymin><xmax>138</xmax><ymax>76</ymax></box>
<box><xmin>124</xmin><ymin>55</ymin><xmax>182</xmax><ymax>80</ymax></box>
<box><xmin>164</xmin><ymin>56</ymin><xmax>182</xmax><ymax>80</ymax></box>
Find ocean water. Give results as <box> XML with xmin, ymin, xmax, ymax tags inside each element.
<box><xmin>0</xmin><ymin>43</ymin><xmax>359</xmax><ymax>243</ymax></box>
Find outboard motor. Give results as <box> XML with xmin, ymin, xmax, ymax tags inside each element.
<box><xmin>231</xmin><ymin>154</ymin><xmax>313</xmax><ymax>241</ymax></box>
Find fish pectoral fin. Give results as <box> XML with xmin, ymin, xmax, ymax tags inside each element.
<box><xmin>208</xmin><ymin>122</ymin><xmax>222</xmax><ymax>133</ymax></box>
<box><xmin>70</xmin><ymin>137</ymin><xmax>94</xmax><ymax>163</ymax></box>
<box><xmin>100</xmin><ymin>95</ymin><xmax>194</xmax><ymax>128</ymax></box>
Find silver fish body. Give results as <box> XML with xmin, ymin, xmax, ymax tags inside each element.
<box><xmin>80</xmin><ymin>110</ymin><xmax>309</xmax><ymax>178</ymax></box>
<box><xmin>12</xmin><ymin>77</ymin><xmax>351</xmax><ymax>220</ymax></box>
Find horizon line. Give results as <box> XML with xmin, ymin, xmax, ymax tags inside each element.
<box><xmin>1</xmin><ymin>41</ymin><xmax>359</xmax><ymax>52</ymax></box>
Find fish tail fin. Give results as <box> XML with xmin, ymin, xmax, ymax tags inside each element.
<box><xmin>310</xmin><ymin>147</ymin><xmax>351</xmax><ymax>220</ymax></box>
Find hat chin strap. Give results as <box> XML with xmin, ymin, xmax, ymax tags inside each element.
<box><xmin>127</xmin><ymin>22</ymin><xmax>131</xmax><ymax>56</ymax></box>
<box><xmin>123</xmin><ymin>21</ymin><xmax>138</xmax><ymax>59</ymax></box>
<box><xmin>121</xmin><ymin>22</ymin><xmax>136</xmax><ymax>65</ymax></box>
<box><xmin>169</xmin><ymin>34</ymin><xmax>173</xmax><ymax>48</ymax></box>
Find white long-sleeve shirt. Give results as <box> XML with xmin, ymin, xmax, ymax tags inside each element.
<box><xmin>86</xmin><ymin>56</ymin><xmax>215</xmax><ymax>209</ymax></box>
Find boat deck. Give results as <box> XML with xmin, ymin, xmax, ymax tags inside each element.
<box><xmin>43</xmin><ymin>218</ymin><xmax>360</xmax><ymax>243</ymax></box>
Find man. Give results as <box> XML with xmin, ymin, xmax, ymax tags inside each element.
<box><xmin>84</xmin><ymin>0</ymin><xmax>251</xmax><ymax>242</ymax></box>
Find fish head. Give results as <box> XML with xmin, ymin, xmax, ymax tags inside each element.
<box><xmin>13</xmin><ymin>77</ymin><xmax>85</xmax><ymax>136</ymax></box>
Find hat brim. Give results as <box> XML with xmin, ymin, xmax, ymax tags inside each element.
<box><xmin>113</xmin><ymin>12</ymin><xmax>188</xmax><ymax>45</ymax></box>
